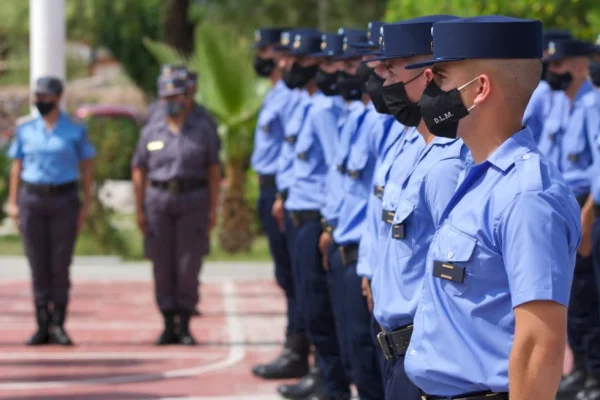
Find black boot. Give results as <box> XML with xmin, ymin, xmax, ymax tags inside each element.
<box><xmin>576</xmin><ymin>373</ymin><xmax>600</xmax><ymax>400</ymax></box>
<box><xmin>26</xmin><ymin>304</ymin><xmax>51</xmax><ymax>346</ymax></box>
<box><xmin>156</xmin><ymin>311</ymin><xmax>178</xmax><ymax>345</ymax></box>
<box><xmin>277</xmin><ymin>366</ymin><xmax>321</xmax><ymax>399</ymax></box>
<box><xmin>301</xmin><ymin>392</ymin><xmax>350</xmax><ymax>400</ymax></box>
<box><xmin>51</xmin><ymin>304</ymin><xmax>74</xmax><ymax>346</ymax></box>
<box><xmin>558</xmin><ymin>352</ymin><xmax>588</xmax><ymax>399</ymax></box>
<box><xmin>178</xmin><ymin>312</ymin><xmax>196</xmax><ymax>345</ymax></box>
<box><xmin>252</xmin><ymin>334</ymin><xmax>310</xmax><ymax>380</ymax></box>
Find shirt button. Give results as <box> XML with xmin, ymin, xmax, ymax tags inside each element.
<box><xmin>523</xmin><ymin>154</ymin><xmax>530</xmax><ymax>160</ymax></box>
<box><xmin>410</xmin><ymin>349</ymin><xmax>416</xmax><ymax>356</ymax></box>
<box><xmin>447</xmin><ymin>251</ymin><xmax>454</xmax><ymax>259</ymax></box>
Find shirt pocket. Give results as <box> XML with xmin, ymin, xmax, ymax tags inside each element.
<box><xmin>429</xmin><ymin>223</ymin><xmax>477</xmax><ymax>296</ymax></box>
<box><xmin>257</xmin><ymin>108</ymin><xmax>279</xmax><ymax>140</ymax></box>
<box><xmin>538</xmin><ymin>117</ymin><xmax>561</xmax><ymax>155</ymax></box>
<box><xmin>390</xmin><ymin>199</ymin><xmax>414</xmax><ymax>242</ymax></box>
<box><xmin>294</xmin><ymin>130</ymin><xmax>317</xmax><ymax>170</ymax></box>
<box><xmin>345</xmin><ymin>150</ymin><xmax>370</xmax><ymax>198</ymax></box>
<box><xmin>182</xmin><ymin>134</ymin><xmax>208</xmax><ymax>169</ymax></box>
<box><xmin>562</xmin><ymin>111</ymin><xmax>588</xmax><ymax>167</ymax></box>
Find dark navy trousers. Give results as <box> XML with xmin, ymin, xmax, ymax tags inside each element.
<box><xmin>328</xmin><ymin>246</ymin><xmax>384</xmax><ymax>400</ymax></box>
<box><xmin>292</xmin><ymin>218</ymin><xmax>350</xmax><ymax>397</ymax></box>
<box><xmin>257</xmin><ymin>188</ymin><xmax>301</xmax><ymax>335</ymax></box>
<box><xmin>144</xmin><ymin>186</ymin><xmax>209</xmax><ymax>313</ymax></box>
<box><xmin>19</xmin><ymin>187</ymin><xmax>79</xmax><ymax>307</ymax></box>
<box><xmin>384</xmin><ymin>355</ymin><xmax>421</xmax><ymax>400</ymax></box>
<box><xmin>567</xmin><ymin>248</ymin><xmax>600</xmax><ymax>372</ymax></box>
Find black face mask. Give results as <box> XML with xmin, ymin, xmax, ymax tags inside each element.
<box><xmin>337</xmin><ymin>71</ymin><xmax>364</xmax><ymax>101</ymax></box>
<box><xmin>355</xmin><ymin>63</ymin><xmax>374</xmax><ymax>84</ymax></box>
<box><xmin>380</xmin><ymin>73</ymin><xmax>423</xmax><ymax>127</ymax></box>
<box><xmin>419</xmin><ymin>78</ymin><xmax>477</xmax><ymax>139</ymax></box>
<box><xmin>283</xmin><ymin>63</ymin><xmax>318</xmax><ymax>89</ymax></box>
<box><xmin>540</xmin><ymin>62</ymin><xmax>548</xmax><ymax>82</ymax></box>
<box><xmin>315</xmin><ymin>69</ymin><xmax>340</xmax><ymax>96</ymax></box>
<box><xmin>165</xmin><ymin>101</ymin><xmax>186</xmax><ymax>117</ymax></box>
<box><xmin>589</xmin><ymin>61</ymin><xmax>600</xmax><ymax>87</ymax></box>
<box><xmin>35</xmin><ymin>101</ymin><xmax>55</xmax><ymax>116</ymax></box>
<box><xmin>253</xmin><ymin>56</ymin><xmax>275</xmax><ymax>77</ymax></box>
<box><xmin>365</xmin><ymin>72</ymin><xmax>389</xmax><ymax>114</ymax></box>
<box><xmin>546</xmin><ymin>70</ymin><xmax>573</xmax><ymax>91</ymax></box>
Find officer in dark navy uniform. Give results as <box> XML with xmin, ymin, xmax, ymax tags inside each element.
<box><xmin>131</xmin><ymin>74</ymin><xmax>221</xmax><ymax>346</ymax></box>
<box><xmin>8</xmin><ymin>76</ymin><xmax>96</xmax><ymax>346</ymax></box>
<box><xmin>145</xmin><ymin>65</ymin><xmax>189</xmax><ymax>125</ymax></box>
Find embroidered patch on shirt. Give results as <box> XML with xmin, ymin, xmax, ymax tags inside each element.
<box><xmin>147</xmin><ymin>141</ymin><xmax>165</xmax><ymax>151</ymax></box>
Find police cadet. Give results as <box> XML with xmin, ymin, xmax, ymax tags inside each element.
<box><xmin>250</xmin><ymin>27</ymin><xmax>311</xmax><ymax>382</ymax></box>
<box><xmin>8</xmin><ymin>76</ymin><xmax>96</xmax><ymax>346</ymax></box>
<box><xmin>523</xmin><ymin>29</ymin><xmax>573</xmax><ymax>144</ymax></box>
<box><xmin>316</xmin><ymin>27</ymin><xmax>387</xmax><ymax>400</ymax></box>
<box><xmin>131</xmin><ymin>73</ymin><xmax>221</xmax><ymax>346</ymax></box>
<box><xmin>365</xmin><ymin>15</ymin><xmax>471</xmax><ymax>400</ymax></box>
<box><xmin>399</xmin><ymin>16</ymin><xmax>581</xmax><ymax>400</ymax></box>
<box><xmin>535</xmin><ymin>37</ymin><xmax>600</xmax><ymax>399</ymax></box>
<box><xmin>145</xmin><ymin>65</ymin><xmax>189</xmax><ymax>125</ymax></box>
<box><xmin>590</xmin><ymin>35</ymin><xmax>600</xmax><ymax>87</ymax></box>
<box><xmin>281</xmin><ymin>29</ymin><xmax>355</xmax><ymax>400</ymax></box>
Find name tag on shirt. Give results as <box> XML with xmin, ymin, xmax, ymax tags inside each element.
<box><xmin>147</xmin><ymin>141</ymin><xmax>165</xmax><ymax>151</ymax></box>
<box><xmin>433</xmin><ymin>261</ymin><xmax>465</xmax><ymax>283</ymax></box>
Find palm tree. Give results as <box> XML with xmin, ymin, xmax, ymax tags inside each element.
<box><xmin>145</xmin><ymin>23</ymin><xmax>268</xmax><ymax>253</ymax></box>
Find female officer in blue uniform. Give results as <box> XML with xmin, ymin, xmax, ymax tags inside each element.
<box><xmin>8</xmin><ymin>76</ymin><xmax>96</xmax><ymax>346</ymax></box>
<box><xmin>132</xmin><ymin>74</ymin><xmax>221</xmax><ymax>346</ymax></box>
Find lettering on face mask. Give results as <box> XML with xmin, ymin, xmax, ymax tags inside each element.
<box><xmin>434</xmin><ymin>112</ymin><xmax>454</xmax><ymax>124</ymax></box>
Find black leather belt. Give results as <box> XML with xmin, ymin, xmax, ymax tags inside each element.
<box><xmin>289</xmin><ymin>210</ymin><xmax>321</xmax><ymax>228</ymax></box>
<box><xmin>23</xmin><ymin>181</ymin><xmax>77</xmax><ymax>196</ymax></box>
<box><xmin>377</xmin><ymin>324</ymin><xmax>413</xmax><ymax>360</ymax></box>
<box><xmin>595</xmin><ymin>203</ymin><xmax>600</xmax><ymax>218</ymax></box>
<box><xmin>381</xmin><ymin>209</ymin><xmax>395</xmax><ymax>224</ymax></box>
<box><xmin>259</xmin><ymin>174</ymin><xmax>276</xmax><ymax>189</ymax></box>
<box><xmin>373</xmin><ymin>185</ymin><xmax>384</xmax><ymax>199</ymax></box>
<box><xmin>150</xmin><ymin>179</ymin><xmax>206</xmax><ymax>193</ymax></box>
<box><xmin>285</xmin><ymin>135</ymin><xmax>297</xmax><ymax>145</ymax></box>
<box><xmin>421</xmin><ymin>392</ymin><xmax>508</xmax><ymax>400</ymax></box>
<box><xmin>339</xmin><ymin>244</ymin><xmax>358</xmax><ymax>266</ymax></box>
<box><xmin>576</xmin><ymin>194</ymin><xmax>589</xmax><ymax>209</ymax></box>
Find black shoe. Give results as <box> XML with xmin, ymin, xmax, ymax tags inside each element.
<box><xmin>558</xmin><ymin>353</ymin><xmax>588</xmax><ymax>398</ymax></box>
<box><xmin>192</xmin><ymin>308</ymin><xmax>202</xmax><ymax>317</ymax></box>
<box><xmin>178</xmin><ymin>312</ymin><xmax>197</xmax><ymax>345</ymax></box>
<box><xmin>576</xmin><ymin>374</ymin><xmax>600</xmax><ymax>400</ymax></box>
<box><xmin>301</xmin><ymin>393</ymin><xmax>350</xmax><ymax>400</ymax></box>
<box><xmin>156</xmin><ymin>311</ymin><xmax>178</xmax><ymax>345</ymax></box>
<box><xmin>26</xmin><ymin>305</ymin><xmax>51</xmax><ymax>346</ymax></box>
<box><xmin>51</xmin><ymin>304</ymin><xmax>74</xmax><ymax>346</ymax></box>
<box><xmin>277</xmin><ymin>368</ymin><xmax>321</xmax><ymax>399</ymax></box>
<box><xmin>252</xmin><ymin>334</ymin><xmax>310</xmax><ymax>380</ymax></box>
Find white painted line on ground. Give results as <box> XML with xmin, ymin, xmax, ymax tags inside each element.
<box><xmin>0</xmin><ymin>280</ymin><xmax>246</xmax><ymax>391</ymax></box>
<box><xmin>0</xmin><ymin>352</ymin><xmax>221</xmax><ymax>361</ymax></box>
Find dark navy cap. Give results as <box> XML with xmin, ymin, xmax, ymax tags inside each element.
<box><xmin>34</xmin><ymin>76</ymin><xmax>64</xmax><ymax>96</ymax></box>
<box><xmin>542</xmin><ymin>29</ymin><xmax>572</xmax><ymax>51</ymax></box>
<box><xmin>370</xmin><ymin>15</ymin><xmax>459</xmax><ymax>62</ymax></box>
<box><xmin>406</xmin><ymin>16</ymin><xmax>543</xmax><ymax>69</ymax></box>
<box><xmin>160</xmin><ymin>64</ymin><xmax>188</xmax><ymax>79</ymax></box>
<box><xmin>310</xmin><ymin>33</ymin><xmax>344</xmax><ymax>58</ymax></box>
<box><xmin>253</xmin><ymin>28</ymin><xmax>285</xmax><ymax>48</ymax></box>
<box><xmin>352</xmin><ymin>21</ymin><xmax>384</xmax><ymax>49</ymax></box>
<box><xmin>186</xmin><ymin>71</ymin><xmax>198</xmax><ymax>88</ymax></box>
<box><xmin>287</xmin><ymin>30</ymin><xmax>324</xmax><ymax>56</ymax></box>
<box><xmin>337</xmin><ymin>28</ymin><xmax>370</xmax><ymax>60</ymax></box>
<box><xmin>275</xmin><ymin>28</ymin><xmax>320</xmax><ymax>52</ymax></box>
<box><xmin>543</xmin><ymin>38</ymin><xmax>595</xmax><ymax>62</ymax></box>
<box><xmin>158</xmin><ymin>75</ymin><xmax>187</xmax><ymax>97</ymax></box>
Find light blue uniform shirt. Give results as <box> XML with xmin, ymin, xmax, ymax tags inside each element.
<box><xmin>8</xmin><ymin>112</ymin><xmax>96</xmax><ymax>184</ymax></box>
<box><xmin>321</xmin><ymin>100</ymin><xmax>365</xmax><ymax>227</ymax></box>
<box><xmin>373</xmin><ymin>138</ymin><xmax>470</xmax><ymax>331</ymax></box>
<box><xmin>332</xmin><ymin>107</ymin><xmax>383</xmax><ymax>245</ymax></box>
<box><xmin>285</xmin><ymin>91</ymin><xmax>342</xmax><ymax>211</ymax></box>
<box><xmin>405</xmin><ymin>128</ymin><xmax>581</xmax><ymax>396</ymax></box>
<box><xmin>523</xmin><ymin>80</ymin><xmax>552</xmax><ymax>144</ymax></box>
<box><xmin>276</xmin><ymin>90</ymin><xmax>309</xmax><ymax>192</ymax></box>
<box><xmin>251</xmin><ymin>80</ymin><xmax>294</xmax><ymax>175</ymax></box>
<box><xmin>538</xmin><ymin>80</ymin><xmax>600</xmax><ymax>198</ymax></box>
<box><xmin>588</xmin><ymin>89</ymin><xmax>600</xmax><ymax>203</ymax></box>
<box><xmin>356</xmin><ymin>119</ymin><xmax>406</xmax><ymax>279</ymax></box>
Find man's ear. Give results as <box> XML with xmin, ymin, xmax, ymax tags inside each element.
<box><xmin>472</xmin><ymin>74</ymin><xmax>491</xmax><ymax>107</ymax></box>
<box><xmin>423</xmin><ymin>68</ymin><xmax>435</xmax><ymax>84</ymax></box>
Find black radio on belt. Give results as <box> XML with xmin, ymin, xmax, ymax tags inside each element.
<box><xmin>381</xmin><ymin>209</ymin><xmax>395</xmax><ymax>224</ymax></box>
<box><xmin>433</xmin><ymin>261</ymin><xmax>465</xmax><ymax>283</ymax></box>
<box><xmin>392</xmin><ymin>223</ymin><xmax>405</xmax><ymax>239</ymax></box>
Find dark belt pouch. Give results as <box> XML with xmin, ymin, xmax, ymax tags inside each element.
<box><xmin>23</xmin><ymin>181</ymin><xmax>77</xmax><ymax>196</ymax></box>
<box><xmin>258</xmin><ymin>174</ymin><xmax>276</xmax><ymax>190</ymax></box>
<box><xmin>339</xmin><ymin>244</ymin><xmax>359</xmax><ymax>266</ymax></box>
<box><xmin>150</xmin><ymin>179</ymin><xmax>207</xmax><ymax>194</ymax></box>
<box><xmin>377</xmin><ymin>324</ymin><xmax>413</xmax><ymax>360</ymax></box>
<box><xmin>289</xmin><ymin>210</ymin><xmax>321</xmax><ymax>229</ymax></box>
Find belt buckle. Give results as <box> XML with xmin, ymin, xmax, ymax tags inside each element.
<box><xmin>167</xmin><ymin>180</ymin><xmax>180</xmax><ymax>193</ymax></box>
<box><xmin>377</xmin><ymin>332</ymin><xmax>393</xmax><ymax>360</ymax></box>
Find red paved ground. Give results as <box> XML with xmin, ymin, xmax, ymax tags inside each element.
<box><xmin>0</xmin><ymin>279</ymin><xmax>292</xmax><ymax>399</ymax></box>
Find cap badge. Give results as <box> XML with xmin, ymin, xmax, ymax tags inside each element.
<box><xmin>343</xmin><ymin>43</ymin><xmax>348</xmax><ymax>51</ymax></box>
<box><xmin>321</xmin><ymin>41</ymin><xmax>327</xmax><ymax>50</ymax></box>
<box><xmin>281</xmin><ymin>33</ymin><xmax>290</xmax><ymax>46</ymax></box>
<box><xmin>254</xmin><ymin>30</ymin><xmax>261</xmax><ymax>42</ymax></box>
<box><xmin>548</xmin><ymin>41</ymin><xmax>556</xmax><ymax>55</ymax></box>
<box><xmin>293</xmin><ymin>39</ymin><xmax>301</xmax><ymax>49</ymax></box>
<box><xmin>596</xmin><ymin>34</ymin><xmax>600</xmax><ymax>46</ymax></box>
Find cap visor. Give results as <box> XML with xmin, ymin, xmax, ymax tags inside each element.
<box><xmin>309</xmin><ymin>51</ymin><xmax>340</xmax><ymax>58</ymax></box>
<box><xmin>405</xmin><ymin>57</ymin><xmax>463</xmax><ymax>69</ymax></box>
<box><xmin>350</xmin><ymin>42</ymin><xmax>379</xmax><ymax>49</ymax></box>
<box><xmin>159</xmin><ymin>89</ymin><xmax>187</xmax><ymax>97</ymax></box>
<box><xmin>34</xmin><ymin>89</ymin><xmax>55</xmax><ymax>96</ymax></box>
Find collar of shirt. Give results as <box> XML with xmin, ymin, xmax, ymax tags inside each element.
<box><xmin>572</xmin><ymin>79</ymin><xmax>594</xmax><ymax>106</ymax></box>
<box><xmin>484</xmin><ymin>127</ymin><xmax>537</xmax><ymax>173</ymax></box>
<box><xmin>35</xmin><ymin>111</ymin><xmax>67</xmax><ymax>133</ymax></box>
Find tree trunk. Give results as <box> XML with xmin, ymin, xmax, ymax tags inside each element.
<box><xmin>217</xmin><ymin>160</ymin><xmax>254</xmax><ymax>253</ymax></box>
<box><xmin>163</xmin><ymin>0</ymin><xmax>196</xmax><ymax>57</ymax></box>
